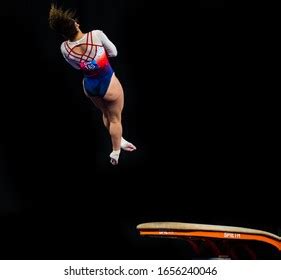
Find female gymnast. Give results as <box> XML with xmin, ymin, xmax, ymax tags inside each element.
<box><xmin>48</xmin><ymin>4</ymin><xmax>136</xmax><ymax>165</ymax></box>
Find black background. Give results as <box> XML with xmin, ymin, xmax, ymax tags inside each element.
<box><xmin>0</xmin><ymin>1</ymin><xmax>279</xmax><ymax>259</ymax></box>
<box><xmin>200</xmin><ymin>0</ymin><xmax>224</xmax><ymax>8</ymax></box>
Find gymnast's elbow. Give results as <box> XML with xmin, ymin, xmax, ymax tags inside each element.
<box><xmin>109</xmin><ymin>49</ymin><xmax>118</xmax><ymax>57</ymax></box>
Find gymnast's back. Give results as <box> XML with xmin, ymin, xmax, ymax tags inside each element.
<box><xmin>60</xmin><ymin>30</ymin><xmax>117</xmax><ymax>72</ymax></box>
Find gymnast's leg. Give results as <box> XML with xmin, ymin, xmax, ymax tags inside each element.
<box><xmin>90</xmin><ymin>97</ymin><xmax>110</xmax><ymax>130</ymax></box>
<box><xmin>90</xmin><ymin>74</ymin><xmax>136</xmax><ymax>164</ymax></box>
<box><xmin>90</xmin><ymin>95</ymin><xmax>121</xmax><ymax>164</ymax></box>
<box><xmin>91</xmin><ymin>95</ymin><xmax>136</xmax><ymax>154</ymax></box>
<box><xmin>104</xmin><ymin>83</ymin><xmax>123</xmax><ymax>164</ymax></box>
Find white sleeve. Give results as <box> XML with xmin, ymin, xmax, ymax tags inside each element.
<box><xmin>95</xmin><ymin>30</ymin><xmax>117</xmax><ymax>57</ymax></box>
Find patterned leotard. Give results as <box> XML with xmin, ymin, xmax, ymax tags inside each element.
<box><xmin>60</xmin><ymin>30</ymin><xmax>117</xmax><ymax>98</ymax></box>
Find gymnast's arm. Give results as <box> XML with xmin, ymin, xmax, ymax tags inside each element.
<box><xmin>95</xmin><ymin>30</ymin><xmax>117</xmax><ymax>57</ymax></box>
